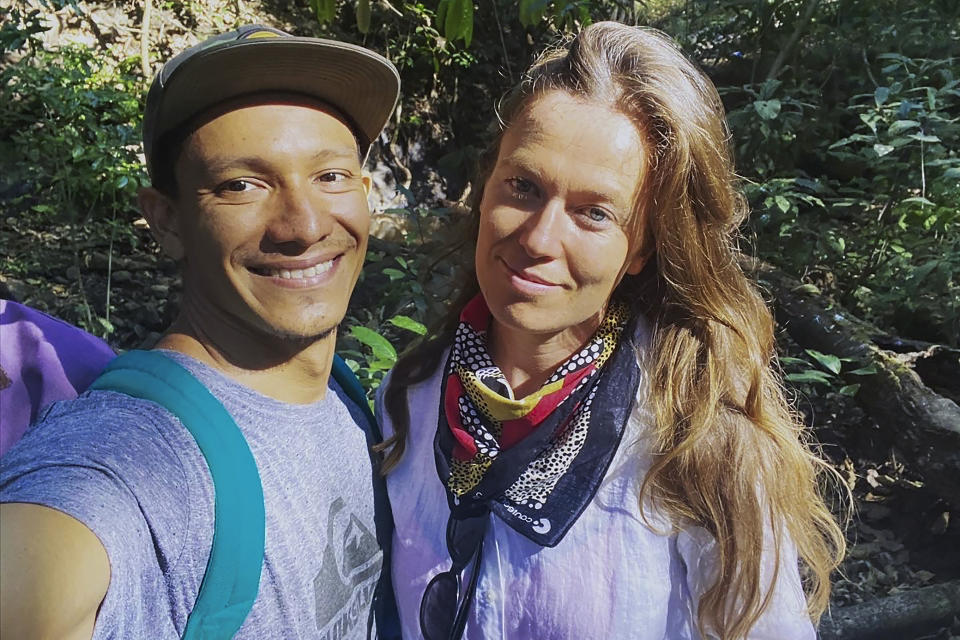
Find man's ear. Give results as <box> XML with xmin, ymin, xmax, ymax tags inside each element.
<box><xmin>361</xmin><ymin>174</ymin><xmax>372</xmax><ymax>196</ymax></box>
<box><xmin>138</xmin><ymin>187</ymin><xmax>184</xmax><ymax>261</ymax></box>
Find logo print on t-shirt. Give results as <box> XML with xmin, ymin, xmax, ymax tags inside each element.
<box><xmin>314</xmin><ymin>498</ymin><xmax>382</xmax><ymax>639</ymax></box>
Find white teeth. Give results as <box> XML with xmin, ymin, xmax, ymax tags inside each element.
<box><xmin>267</xmin><ymin>259</ymin><xmax>333</xmax><ymax>280</ymax></box>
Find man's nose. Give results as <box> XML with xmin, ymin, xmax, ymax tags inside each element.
<box><xmin>264</xmin><ymin>185</ymin><xmax>333</xmax><ymax>250</ymax></box>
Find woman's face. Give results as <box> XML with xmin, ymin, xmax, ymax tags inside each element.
<box><xmin>475</xmin><ymin>90</ymin><xmax>649</xmax><ymax>343</ymax></box>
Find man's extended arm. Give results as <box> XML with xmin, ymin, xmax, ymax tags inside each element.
<box><xmin>0</xmin><ymin>503</ymin><xmax>110</xmax><ymax>640</ymax></box>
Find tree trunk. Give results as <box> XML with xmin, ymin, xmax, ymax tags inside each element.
<box><xmin>747</xmin><ymin>259</ymin><xmax>960</xmax><ymax>507</ymax></box>
<box><xmin>818</xmin><ymin>580</ymin><xmax>960</xmax><ymax>639</ymax></box>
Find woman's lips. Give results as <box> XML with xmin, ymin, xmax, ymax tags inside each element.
<box><xmin>500</xmin><ymin>258</ymin><xmax>562</xmax><ymax>294</ymax></box>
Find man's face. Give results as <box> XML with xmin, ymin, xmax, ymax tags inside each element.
<box><xmin>168</xmin><ymin>98</ymin><xmax>371</xmax><ymax>343</ymax></box>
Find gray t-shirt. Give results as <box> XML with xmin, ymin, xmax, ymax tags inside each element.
<box><xmin>1</xmin><ymin>351</ymin><xmax>382</xmax><ymax>640</ymax></box>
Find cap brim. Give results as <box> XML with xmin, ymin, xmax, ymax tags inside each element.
<box><xmin>152</xmin><ymin>38</ymin><xmax>400</xmax><ymax>152</ymax></box>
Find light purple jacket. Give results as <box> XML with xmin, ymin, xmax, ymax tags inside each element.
<box><xmin>0</xmin><ymin>299</ymin><xmax>115</xmax><ymax>455</ymax></box>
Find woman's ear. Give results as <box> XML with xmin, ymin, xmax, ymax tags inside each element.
<box><xmin>626</xmin><ymin>245</ymin><xmax>653</xmax><ymax>275</ymax></box>
<box><xmin>138</xmin><ymin>187</ymin><xmax>184</xmax><ymax>261</ymax></box>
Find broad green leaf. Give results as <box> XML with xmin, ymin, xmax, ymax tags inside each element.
<box><xmin>774</xmin><ymin>195</ymin><xmax>791</xmax><ymax>213</ymax></box>
<box><xmin>909</xmin><ymin>133</ymin><xmax>941</xmax><ymax>143</ymax></box>
<box><xmin>779</xmin><ymin>357</ymin><xmax>809</xmax><ymax>366</ymax></box>
<box><xmin>356</xmin><ymin>0</ymin><xmax>371</xmax><ymax>33</ymax></box>
<box><xmin>902</xmin><ymin>196</ymin><xmax>934</xmax><ymax>206</ymax></box>
<box><xmin>873</xmin><ymin>143</ymin><xmax>894</xmax><ymax>157</ymax></box>
<box><xmin>116</xmin><ymin>175</ymin><xmax>128</xmax><ymax>189</ymax></box>
<box><xmin>888</xmin><ymin>120</ymin><xmax>920</xmax><ymax>135</ymax></box>
<box><xmin>97</xmin><ymin>317</ymin><xmax>115</xmax><ymax>334</ymax></box>
<box><xmin>754</xmin><ymin>99</ymin><xmax>781</xmax><ymax>120</ymax></box>
<box><xmin>388</xmin><ymin>314</ymin><xmax>428</xmax><ymax>335</ymax></box>
<box><xmin>437</xmin><ymin>0</ymin><xmax>449</xmax><ymax>28</ymax></box>
<box><xmin>838</xmin><ymin>384</ymin><xmax>861</xmax><ymax>396</ymax></box>
<box><xmin>382</xmin><ymin>267</ymin><xmax>405</xmax><ymax>281</ymax></box>
<box><xmin>519</xmin><ymin>0</ymin><xmax>550</xmax><ymax>27</ymax></box>
<box><xmin>314</xmin><ymin>0</ymin><xmax>337</xmax><ymax>23</ymax></box>
<box><xmin>350</xmin><ymin>326</ymin><xmax>397</xmax><ymax>362</ymax></box>
<box><xmin>462</xmin><ymin>6</ymin><xmax>473</xmax><ymax>47</ymax></box>
<box><xmin>805</xmin><ymin>349</ymin><xmax>842</xmax><ymax>374</ymax></box>
<box><xmin>943</xmin><ymin>167</ymin><xmax>960</xmax><ymax>179</ymax></box>
<box><xmin>874</xmin><ymin>86</ymin><xmax>890</xmax><ymax>106</ymax></box>
<box><xmin>792</xmin><ymin>283</ymin><xmax>821</xmax><ymax>295</ymax></box>
<box><xmin>785</xmin><ymin>371</ymin><xmax>833</xmax><ymax>385</ymax></box>
<box><xmin>848</xmin><ymin>366</ymin><xmax>878</xmax><ymax>376</ymax></box>
<box><xmin>444</xmin><ymin>0</ymin><xmax>473</xmax><ymax>44</ymax></box>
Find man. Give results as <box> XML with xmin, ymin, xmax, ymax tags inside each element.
<box><xmin>0</xmin><ymin>25</ymin><xmax>400</xmax><ymax>639</ymax></box>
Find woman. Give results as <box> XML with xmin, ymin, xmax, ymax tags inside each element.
<box><xmin>376</xmin><ymin>22</ymin><xmax>845</xmax><ymax>640</ymax></box>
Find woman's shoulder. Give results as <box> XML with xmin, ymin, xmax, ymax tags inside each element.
<box><xmin>375</xmin><ymin>348</ymin><xmax>448</xmax><ymax>439</ymax></box>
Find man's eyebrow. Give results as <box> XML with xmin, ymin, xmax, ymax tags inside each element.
<box><xmin>202</xmin><ymin>147</ymin><xmax>361</xmax><ymax>176</ymax></box>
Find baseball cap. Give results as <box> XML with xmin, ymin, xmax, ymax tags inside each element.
<box><xmin>142</xmin><ymin>25</ymin><xmax>401</xmax><ymax>179</ymax></box>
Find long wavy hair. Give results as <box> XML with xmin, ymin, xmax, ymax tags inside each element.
<box><xmin>380</xmin><ymin>22</ymin><xmax>846</xmax><ymax>639</ymax></box>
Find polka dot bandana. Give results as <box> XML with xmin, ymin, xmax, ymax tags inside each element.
<box><xmin>432</xmin><ymin>294</ymin><xmax>643</xmax><ymax>547</ymax></box>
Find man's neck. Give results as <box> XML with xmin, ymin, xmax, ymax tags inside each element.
<box><xmin>155</xmin><ymin>314</ymin><xmax>336</xmax><ymax>405</ymax></box>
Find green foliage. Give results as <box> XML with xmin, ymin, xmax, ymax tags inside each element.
<box><xmin>339</xmin><ymin>240</ymin><xmax>444</xmax><ymax>393</ymax></box>
<box><xmin>781</xmin><ymin>350</ymin><xmax>878</xmax><ymax>397</ymax></box>
<box><xmin>0</xmin><ymin>44</ymin><xmax>145</xmax><ymax>224</ymax></box>
<box><xmin>716</xmin><ymin>1</ymin><xmax>960</xmax><ymax>348</ymax></box>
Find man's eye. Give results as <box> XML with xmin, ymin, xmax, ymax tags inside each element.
<box><xmin>507</xmin><ymin>177</ymin><xmax>537</xmax><ymax>199</ymax></box>
<box><xmin>318</xmin><ymin>172</ymin><xmax>348</xmax><ymax>183</ymax></box>
<box><xmin>222</xmin><ymin>179</ymin><xmax>254</xmax><ymax>192</ymax></box>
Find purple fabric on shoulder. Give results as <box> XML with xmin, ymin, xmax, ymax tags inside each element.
<box><xmin>0</xmin><ymin>299</ymin><xmax>115</xmax><ymax>455</ymax></box>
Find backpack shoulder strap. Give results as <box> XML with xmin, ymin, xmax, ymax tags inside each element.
<box><xmin>329</xmin><ymin>355</ymin><xmax>401</xmax><ymax>640</ymax></box>
<box><xmin>90</xmin><ymin>350</ymin><xmax>265</xmax><ymax>640</ymax></box>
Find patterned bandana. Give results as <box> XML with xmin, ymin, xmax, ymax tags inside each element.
<box><xmin>433</xmin><ymin>294</ymin><xmax>642</xmax><ymax>547</ymax></box>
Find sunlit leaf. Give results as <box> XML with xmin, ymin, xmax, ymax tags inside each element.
<box><xmin>805</xmin><ymin>349</ymin><xmax>842</xmax><ymax>374</ymax></box>
<box><xmin>350</xmin><ymin>326</ymin><xmax>397</xmax><ymax>363</ymax></box>
<box><xmin>388</xmin><ymin>314</ymin><xmax>427</xmax><ymax>335</ymax></box>
<box><xmin>785</xmin><ymin>371</ymin><xmax>833</xmax><ymax>385</ymax></box>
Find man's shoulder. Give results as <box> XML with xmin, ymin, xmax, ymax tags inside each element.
<box><xmin>1</xmin><ymin>388</ymin><xmax>193</xmax><ymax>487</ymax></box>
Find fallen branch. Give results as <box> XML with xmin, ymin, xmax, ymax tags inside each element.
<box><xmin>818</xmin><ymin>580</ymin><xmax>960</xmax><ymax>640</ymax></box>
<box><xmin>747</xmin><ymin>259</ymin><xmax>960</xmax><ymax>507</ymax></box>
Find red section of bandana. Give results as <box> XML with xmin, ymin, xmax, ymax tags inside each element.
<box><xmin>499</xmin><ymin>364</ymin><xmax>595</xmax><ymax>450</ymax></box>
<box><xmin>444</xmin><ymin>374</ymin><xmax>477</xmax><ymax>460</ymax></box>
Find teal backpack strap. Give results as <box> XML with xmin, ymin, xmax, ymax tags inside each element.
<box><xmin>329</xmin><ymin>356</ymin><xmax>401</xmax><ymax>640</ymax></box>
<box><xmin>331</xmin><ymin>355</ymin><xmax>378</xmax><ymax>437</ymax></box>
<box><xmin>90</xmin><ymin>350</ymin><xmax>265</xmax><ymax>640</ymax></box>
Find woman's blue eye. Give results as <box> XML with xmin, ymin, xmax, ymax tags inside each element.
<box><xmin>586</xmin><ymin>208</ymin><xmax>609</xmax><ymax>222</ymax></box>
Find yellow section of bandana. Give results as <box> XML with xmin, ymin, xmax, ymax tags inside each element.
<box><xmin>459</xmin><ymin>370</ymin><xmax>564</xmax><ymax>422</ymax></box>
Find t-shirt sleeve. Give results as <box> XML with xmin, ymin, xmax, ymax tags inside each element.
<box><xmin>0</xmin><ymin>393</ymin><xmax>193</xmax><ymax>638</ymax></box>
<box><xmin>677</xmin><ymin>523</ymin><xmax>815</xmax><ymax>640</ymax></box>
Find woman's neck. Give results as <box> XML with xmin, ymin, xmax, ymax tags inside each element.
<box><xmin>487</xmin><ymin>318</ymin><xmax>599</xmax><ymax>397</ymax></box>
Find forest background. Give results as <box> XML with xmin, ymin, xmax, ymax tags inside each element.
<box><xmin>1</xmin><ymin>0</ymin><xmax>958</xmax><ymax>637</ymax></box>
